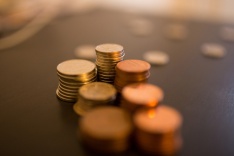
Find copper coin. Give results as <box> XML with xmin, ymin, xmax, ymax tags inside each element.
<box><xmin>80</xmin><ymin>106</ymin><xmax>132</xmax><ymax>140</ymax></box>
<box><xmin>116</xmin><ymin>60</ymin><xmax>150</xmax><ymax>74</ymax></box>
<box><xmin>122</xmin><ymin>83</ymin><xmax>164</xmax><ymax>107</ymax></box>
<box><xmin>134</xmin><ymin>106</ymin><xmax>182</xmax><ymax>134</ymax></box>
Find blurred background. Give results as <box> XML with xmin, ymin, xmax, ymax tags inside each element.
<box><xmin>1</xmin><ymin>0</ymin><xmax>234</xmax><ymax>49</ymax></box>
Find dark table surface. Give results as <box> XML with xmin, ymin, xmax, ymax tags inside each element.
<box><xmin>1</xmin><ymin>9</ymin><xmax>234</xmax><ymax>156</ymax></box>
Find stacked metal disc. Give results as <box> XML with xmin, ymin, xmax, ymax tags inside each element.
<box><xmin>114</xmin><ymin>60</ymin><xmax>151</xmax><ymax>92</ymax></box>
<box><xmin>79</xmin><ymin>107</ymin><xmax>133</xmax><ymax>154</ymax></box>
<box><xmin>133</xmin><ymin>106</ymin><xmax>183</xmax><ymax>155</ymax></box>
<box><xmin>95</xmin><ymin>43</ymin><xmax>125</xmax><ymax>84</ymax></box>
<box><xmin>73</xmin><ymin>82</ymin><xmax>117</xmax><ymax>116</ymax></box>
<box><xmin>56</xmin><ymin>59</ymin><xmax>97</xmax><ymax>102</ymax></box>
<box><xmin>121</xmin><ymin>83</ymin><xmax>164</xmax><ymax>113</ymax></box>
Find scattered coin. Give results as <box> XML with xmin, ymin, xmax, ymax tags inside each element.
<box><xmin>201</xmin><ymin>43</ymin><xmax>226</xmax><ymax>58</ymax></box>
<box><xmin>220</xmin><ymin>26</ymin><xmax>234</xmax><ymax>42</ymax></box>
<box><xmin>74</xmin><ymin>44</ymin><xmax>96</xmax><ymax>59</ymax></box>
<box><xmin>114</xmin><ymin>59</ymin><xmax>151</xmax><ymax>92</ymax></box>
<box><xmin>143</xmin><ymin>51</ymin><xmax>169</xmax><ymax>65</ymax></box>
<box><xmin>95</xmin><ymin>43</ymin><xmax>125</xmax><ymax>84</ymax></box>
<box><xmin>73</xmin><ymin>82</ymin><xmax>117</xmax><ymax>116</ymax></box>
<box><xmin>127</xmin><ymin>18</ymin><xmax>153</xmax><ymax>37</ymax></box>
<box><xmin>79</xmin><ymin>106</ymin><xmax>133</xmax><ymax>153</ymax></box>
<box><xmin>121</xmin><ymin>83</ymin><xmax>164</xmax><ymax>113</ymax></box>
<box><xmin>164</xmin><ymin>23</ymin><xmax>188</xmax><ymax>40</ymax></box>
<box><xmin>133</xmin><ymin>105</ymin><xmax>183</xmax><ymax>155</ymax></box>
<box><xmin>56</xmin><ymin>59</ymin><xmax>97</xmax><ymax>102</ymax></box>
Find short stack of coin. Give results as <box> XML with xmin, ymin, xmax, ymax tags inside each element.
<box><xmin>79</xmin><ymin>106</ymin><xmax>133</xmax><ymax>153</ymax></box>
<box><xmin>95</xmin><ymin>43</ymin><xmax>125</xmax><ymax>84</ymax></box>
<box><xmin>133</xmin><ymin>106</ymin><xmax>183</xmax><ymax>155</ymax></box>
<box><xmin>56</xmin><ymin>59</ymin><xmax>97</xmax><ymax>102</ymax></box>
<box><xmin>121</xmin><ymin>83</ymin><xmax>164</xmax><ymax>113</ymax></box>
<box><xmin>73</xmin><ymin>82</ymin><xmax>117</xmax><ymax>116</ymax></box>
<box><xmin>114</xmin><ymin>60</ymin><xmax>151</xmax><ymax>92</ymax></box>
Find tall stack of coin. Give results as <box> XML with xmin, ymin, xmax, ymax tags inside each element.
<box><xmin>121</xmin><ymin>83</ymin><xmax>164</xmax><ymax>113</ymax></box>
<box><xmin>73</xmin><ymin>82</ymin><xmax>117</xmax><ymax>116</ymax></box>
<box><xmin>56</xmin><ymin>59</ymin><xmax>97</xmax><ymax>102</ymax></box>
<box><xmin>114</xmin><ymin>60</ymin><xmax>151</xmax><ymax>92</ymax></box>
<box><xmin>95</xmin><ymin>43</ymin><xmax>125</xmax><ymax>84</ymax></box>
<box><xmin>133</xmin><ymin>106</ymin><xmax>183</xmax><ymax>155</ymax></box>
<box><xmin>79</xmin><ymin>106</ymin><xmax>133</xmax><ymax>153</ymax></box>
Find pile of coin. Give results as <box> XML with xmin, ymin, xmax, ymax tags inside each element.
<box><xmin>73</xmin><ymin>82</ymin><xmax>117</xmax><ymax>116</ymax></box>
<box><xmin>56</xmin><ymin>59</ymin><xmax>97</xmax><ymax>102</ymax></box>
<box><xmin>133</xmin><ymin>106</ymin><xmax>183</xmax><ymax>155</ymax></box>
<box><xmin>95</xmin><ymin>43</ymin><xmax>125</xmax><ymax>84</ymax></box>
<box><xmin>114</xmin><ymin>60</ymin><xmax>151</xmax><ymax>92</ymax></box>
<box><xmin>79</xmin><ymin>106</ymin><xmax>133</xmax><ymax>153</ymax></box>
<box><xmin>121</xmin><ymin>83</ymin><xmax>164</xmax><ymax>113</ymax></box>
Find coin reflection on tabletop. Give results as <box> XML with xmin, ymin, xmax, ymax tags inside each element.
<box><xmin>133</xmin><ymin>105</ymin><xmax>183</xmax><ymax>156</ymax></box>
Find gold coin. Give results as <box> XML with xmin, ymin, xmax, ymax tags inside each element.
<box><xmin>79</xmin><ymin>82</ymin><xmax>117</xmax><ymax>101</ymax></box>
<box><xmin>95</xmin><ymin>43</ymin><xmax>124</xmax><ymax>55</ymax></box>
<box><xmin>57</xmin><ymin>59</ymin><xmax>96</xmax><ymax>76</ymax></box>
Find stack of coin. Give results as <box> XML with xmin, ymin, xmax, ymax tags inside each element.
<box><xmin>133</xmin><ymin>106</ymin><xmax>183</xmax><ymax>155</ymax></box>
<box><xmin>73</xmin><ymin>82</ymin><xmax>117</xmax><ymax>116</ymax></box>
<box><xmin>95</xmin><ymin>43</ymin><xmax>125</xmax><ymax>84</ymax></box>
<box><xmin>114</xmin><ymin>60</ymin><xmax>151</xmax><ymax>92</ymax></box>
<box><xmin>121</xmin><ymin>83</ymin><xmax>164</xmax><ymax>113</ymax></box>
<box><xmin>56</xmin><ymin>59</ymin><xmax>97</xmax><ymax>102</ymax></box>
<box><xmin>79</xmin><ymin>106</ymin><xmax>133</xmax><ymax>153</ymax></box>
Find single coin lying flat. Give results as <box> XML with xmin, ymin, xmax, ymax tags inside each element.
<box><xmin>74</xmin><ymin>44</ymin><xmax>96</xmax><ymax>59</ymax></box>
<box><xmin>143</xmin><ymin>51</ymin><xmax>169</xmax><ymax>65</ymax></box>
<box><xmin>201</xmin><ymin>43</ymin><xmax>226</xmax><ymax>59</ymax></box>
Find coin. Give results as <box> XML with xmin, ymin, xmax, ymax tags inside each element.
<box><xmin>95</xmin><ymin>43</ymin><xmax>125</xmax><ymax>84</ymax></box>
<box><xmin>96</xmin><ymin>43</ymin><xmax>124</xmax><ymax>54</ymax></box>
<box><xmin>220</xmin><ymin>26</ymin><xmax>234</xmax><ymax>42</ymax></box>
<box><xmin>133</xmin><ymin>105</ymin><xmax>183</xmax><ymax>155</ymax></box>
<box><xmin>121</xmin><ymin>83</ymin><xmax>164</xmax><ymax>112</ymax></box>
<box><xmin>143</xmin><ymin>51</ymin><xmax>169</xmax><ymax>65</ymax></box>
<box><xmin>74</xmin><ymin>44</ymin><xmax>96</xmax><ymax>59</ymax></box>
<box><xmin>201</xmin><ymin>43</ymin><xmax>226</xmax><ymax>58</ymax></box>
<box><xmin>164</xmin><ymin>23</ymin><xmax>188</xmax><ymax>40</ymax></box>
<box><xmin>116</xmin><ymin>60</ymin><xmax>150</xmax><ymax>74</ymax></box>
<box><xmin>80</xmin><ymin>82</ymin><xmax>116</xmax><ymax>101</ymax></box>
<box><xmin>79</xmin><ymin>106</ymin><xmax>133</xmax><ymax>153</ymax></box>
<box><xmin>56</xmin><ymin>59</ymin><xmax>97</xmax><ymax>102</ymax></box>
<box><xmin>57</xmin><ymin>59</ymin><xmax>96</xmax><ymax>76</ymax></box>
<box><xmin>127</xmin><ymin>18</ymin><xmax>153</xmax><ymax>37</ymax></box>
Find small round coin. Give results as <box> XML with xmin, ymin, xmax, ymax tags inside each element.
<box><xmin>79</xmin><ymin>82</ymin><xmax>117</xmax><ymax>101</ymax></box>
<box><xmin>95</xmin><ymin>43</ymin><xmax>124</xmax><ymax>54</ymax></box>
<box><xmin>143</xmin><ymin>51</ymin><xmax>169</xmax><ymax>65</ymax></box>
<box><xmin>164</xmin><ymin>23</ymin><xmax>188</xmax><ymax>40</ymax></box>
<box><xmin>201</xmin><ymin>43</ymin><xmax>226</xmax><ymax>58</ymax></box>
<box><xmin>220</xmin><ymin>26</ymin><xmax>234</xmax><ymax>42</ymax></box>
<box><xmin>116</xmin><ymin>60</ymin><xmax>151</xmax><ymax>74</ymax></box>
<box><xmin>80</xmin><ymin>106</ymin><xmax>133</xmax><ymax>140</ymax></box>
<box><xmin>134</xmin><ymin>105</ymin><xmax>182</xmax><ymax>134</ymax></box>
<box><xmin>57</xmin><ymin>59</ymin><xmax>96</xmax><ymax>76</ymax></box>
<box><xmin>122</xmin><ymin>83</ymin><xmax>164</xmax><ymax>107</ymax></box>
<box><xmin>74</xmin><ymin>44</ymin><xmax>96</xmax><ymax>59</ymax></box>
